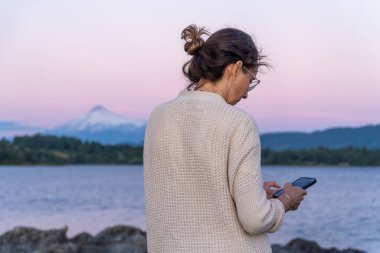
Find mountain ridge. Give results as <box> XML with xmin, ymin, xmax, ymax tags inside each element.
<box><xmin>1</xmin><ymin>108</ymin><xmax>379</xmax><ymax>149</ymax></box>
<box><xmin>261</xmin><ymin>123</ymin><xmax>380</xmax><ymax>150</ymax></box>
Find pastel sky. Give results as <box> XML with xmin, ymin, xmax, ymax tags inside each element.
<box><xmin>1</xmin><ymin>0</ymin><xmax>379</xmax><ymax>133</ymax></box>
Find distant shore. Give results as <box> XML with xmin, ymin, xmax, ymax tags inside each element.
<box><xmin>0</xmin><ymin>225</ymin><xmax>366</xmax><ymax>253</ymax></box>
<box><xmin>2</xmin><ymin>135</ymin><xmax>380</xmax><ymax>166</ymax></box>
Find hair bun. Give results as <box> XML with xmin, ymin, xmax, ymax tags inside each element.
<box><xmin>181</xmin><ymin>25</ymin><xmax>210</xmax><ymax>55</ymax></box>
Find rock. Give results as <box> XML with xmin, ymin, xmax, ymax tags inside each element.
<box><xmin>272</xmin><ymin>238</ymin><xmax>366</xmax><ymax>253</ymax></box>
<box><xmin>0</xmin><ymin>226</ymin><xmax>365</xmax><ymax>253</ymax></box>
<box><xmin>0</xmin><ymin>225</ymin><xmax>147</xmax><ymax>253</ymax></box>
<box><xmin>69</xmin><ymin>232</ymin><xmax>94</xmax><ymax>245</ymax></box>
<box><xmin>36</xmin><ymin>242</ymin><xmax>78</xmax><ymax>253</ymax></box>
<box><xmin>93</xmin><ymin>225</ymin><xmax>147</xmax><ymax>253</ymax></box>
<box><xmin>286</xmin><ymin>238</ymin><xmax>323</xmax><ymax>253</ymax></box>
<box><xmin>0</xmin><ymin>226</ymin><xmax>68</xmax><ymax>253</ymax></box>
<box><xmin>272</xmin><ymin>244</ymin><xmax>291</xmax><ymax>253</ymax></box>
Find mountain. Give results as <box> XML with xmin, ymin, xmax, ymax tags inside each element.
<box><xmin>0</xmin><ymin>121</ymin><xmax>41</xmax><ymax>139</ymax></box>
<box><xmin>0</xmin><ymin>121</ymin><xmax>40</xmax><ymax>131</ymax></box>
<box><xmin>4</xmin><ymin>109</ymin><xmax>379</xmax><ymax>149</ymax></box>
<box><xmin>46</xmin><ymin>106</ymin><xmax>146</xmax><ymax>145</ymax></box>
<box><xmin>261</xmin><ymin>124</ymin><xmax>380</xmax><ymax>150</ymax></box>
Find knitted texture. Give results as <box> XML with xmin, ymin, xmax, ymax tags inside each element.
<box><xmin>143</xmin><ymin>90</ymin><xmax>285</xmax><ymax>253</ymax></box>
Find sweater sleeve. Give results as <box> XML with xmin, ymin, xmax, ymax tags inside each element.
<box><xmin>228</xmin><ymin>115</ymin><xmax>285</xmax><ymax>235</ymax></box>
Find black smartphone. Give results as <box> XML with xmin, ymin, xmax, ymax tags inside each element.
<box><xmin>273</xmin><ymin>177</ymin><xmax>317</xmax><ymax>198</ymax></box>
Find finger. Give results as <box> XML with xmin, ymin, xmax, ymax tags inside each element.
<box><xmin>267</xmin><ymin>181</ymin><xmax>281</xmax><ymax>188</ymax></box>
<box><xmin>293</xmin><ymin>204</ymin><xmax>300</xmax><ymax>210</ymax></box>
<box><xmin>271</xmin><ymin>181</ymin><xmax>281</xmax><ymax>188</ymax></box>
<box><xmin>294</xmin><ymin>188</ymin><xmax>306</xmax><ymax>195</ymax></box>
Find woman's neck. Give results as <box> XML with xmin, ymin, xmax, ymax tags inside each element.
<box><xmin>196</xmin><ymin>80</ymin><xmax>223</xmax><ymax>93</ymax></box>
<box><xmin>194</xmin><ymin>79</ymin><xmax>233</xmax><ymax>105</ymax></box>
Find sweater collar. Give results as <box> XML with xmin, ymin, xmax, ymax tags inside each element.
<box><xmin>177</xmin><ymin>90</ymin><xmax>227</xmax><ymax>104</ymax></box>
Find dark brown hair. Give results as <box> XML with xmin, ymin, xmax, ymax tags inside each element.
<box><xmin>181</xmin><ymin>24</ymin><xmax>269</xmax><ymax>90</ymax></box>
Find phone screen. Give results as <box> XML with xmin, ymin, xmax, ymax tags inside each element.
<box><xmin>292</xmin><ymin>177</ymin><xmax>316</xmax><ymax>188</ymax></box>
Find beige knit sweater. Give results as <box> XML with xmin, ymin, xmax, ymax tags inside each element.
<box><xmin>143</xmin><ymin>90</ymin><xmax>285</xmax><ymax>253</ymax></box>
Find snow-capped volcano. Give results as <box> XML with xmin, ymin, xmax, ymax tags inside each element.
<box><xmin>46</xmin><ymin>106</ymin><xmax>146</xmax><ymax>145</ymax></box>
<box><xmin>61</xmin><ymin>105</ymin><xmax>145</xmax><ymax>132</ymax></box>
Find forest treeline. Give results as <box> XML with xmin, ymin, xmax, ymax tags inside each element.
<box><xmin>261</xmin><ymin>147</ymin><xmax>380</xmax><ymax>166</ymax></box>
<box><xmin>1</xmin><ymin>134</ymin><xmax>379</xmax><ymax>166</ymax></box>
<box><xmin>0</xmin><ymin>134</ymin><xmax>142</xmax><ymax>165</ymax></box>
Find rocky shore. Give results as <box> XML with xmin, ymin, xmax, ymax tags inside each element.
<box><xmin>0</xmin><ymin>225</ymin><xmax>366</xmax><ymax>253</ymax></box>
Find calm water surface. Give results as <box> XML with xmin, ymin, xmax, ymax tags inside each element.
<box><xmin>0</xmin><ymin>165</ymin><xmax>378</xmax><ymax>253</ymax></box>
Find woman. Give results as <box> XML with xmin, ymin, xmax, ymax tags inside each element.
<box><xmin>143</xmin><ymin>25</ymin><xmax>307</xmax><ymax>252</ymax></box>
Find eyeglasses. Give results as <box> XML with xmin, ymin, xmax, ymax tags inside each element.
<box><xmin>243</xmin><ymin>66</ymin><xmax>261</xmax><ymax>91</ymax></box>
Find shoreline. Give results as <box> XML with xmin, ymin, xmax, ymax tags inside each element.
<box><xmin>1</xmin><ymin>164</ymin><xmax>380</xmax><ymax>167</ymax></box>
<box><xmin>0</xmin><ymin>225</ymin><xmax>366</xmax><ymax>253</ymax></box>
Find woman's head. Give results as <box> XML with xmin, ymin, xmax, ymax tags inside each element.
<box><xmin>181</xmin><ymin>25</ymin><xmax>269</xmax><ymax>104</ymax></box>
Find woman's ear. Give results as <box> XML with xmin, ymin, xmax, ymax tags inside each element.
<box><xmin>234</xmin><ymin>61</ymin><xmax>243</xmax><ymax>76</ymax></box>
<box><xmin>235</xmin><ymin>60</ymin><xmax>243</xmax><ymax>69</ymax></box>
<box><xmin>225</xmin><ymin>61</ymin><xmax>242</xmax><ymax>81</ymax></box>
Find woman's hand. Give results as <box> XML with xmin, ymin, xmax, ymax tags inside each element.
<box><xmin>279</xmin><ymin>183</ymin><xmax>307</xmax><ymax>212</ymax></box>
<box><xmin>263</xmin><ymin>181</ymin><xmax>282</xmax><ymax>199</ymax></box>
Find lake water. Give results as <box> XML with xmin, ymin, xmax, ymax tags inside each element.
<box><xmin>0</xmin><ymin>165</ymin><xmax>378</xmax><ymax>253</ymax></box>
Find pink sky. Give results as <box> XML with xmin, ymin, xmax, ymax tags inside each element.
<box><xmin>1</xmin><ymin>1</ymin><xmax>379</xmax><ymax>133</ymax></box>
